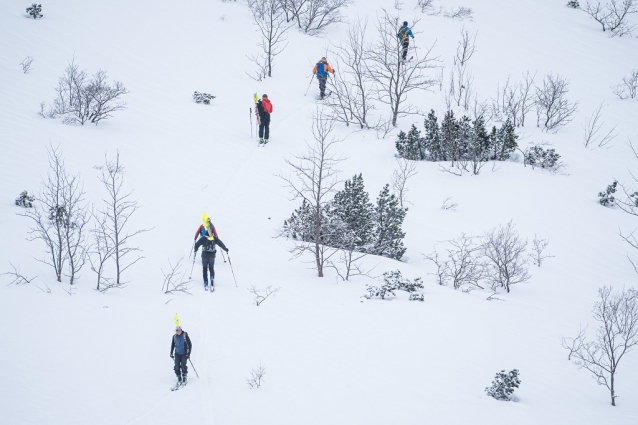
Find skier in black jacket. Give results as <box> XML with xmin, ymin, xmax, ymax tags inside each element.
<box><xmin>170</xmin><ymin>326</ymin><xmax>192</xmax><ymax>385</ymax></box>
<box><xmin>194</xmin><ymin>231</ymin><xmax>229</xmax><ymax>291</ymax></box>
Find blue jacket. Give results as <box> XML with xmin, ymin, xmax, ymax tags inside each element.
<box><xmin>171</xmin><ymin>331</ymin><xmax>192</xmax><ymax>356</ymax></box>
<box><xmin>397</xmin><ymin>25</ymin><xmax>414</xmax><ymax>41</ymax></box>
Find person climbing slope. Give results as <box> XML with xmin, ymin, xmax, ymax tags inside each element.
<box><xmin>397</xmin><ymin>21</ymin><xmax>415</xmax><ymax>62</ymax></box>
<box><xmin>312</xmin><ymin>57</ymin><xmax>334</xmax><ymax>100</ymax></box>
<box><xmin>255</xmin><ymin>93</ymin><xmax>273</xmax><ymax>145</ymax></box>
<box><xmin>194</xmin><ymin>214</ymin><xmax>229</xmax><ymax>291</ymax></box>
<box><xmin>170</xmin><ymin>326</ymin><xmax>192</xmax><ymax>388</ymax></box>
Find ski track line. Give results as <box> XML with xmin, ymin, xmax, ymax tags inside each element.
<box><xmin>199</xmin><ymin>285</ymin><xmax>217</xmax><ymax>425</ymax></box>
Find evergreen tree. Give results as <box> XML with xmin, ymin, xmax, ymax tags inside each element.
<box><xmin>423</xmin><ymin>109</ymin><xmax>444</xmax><ymax>161</ymax></box>
<box><xmin>283</xmin><ymin>200</ymin><xmax>316</xmax><ymax>242</ymax></box>
<box><xmin>371</xmin><ymin>184</ymin><xmax>407</xmax><ymax>260</ymax></box>
<box><xmin>491</xmin><ymin>119</ymin><xmax>518</xmax><ymax>160</ymax></box>
<box><xmin>440</xmin><ymin>110</ymin><xmax>460</xmax><ymax>163</ymax></box>
<box><xmin>395</xmin><ymin>125</ymin><xmax>423</xmax><ymax>160</ymax></box>
<box><xmin>328</xmin><ymin>174</ymin><xmax>375</xmax><ymax>251</ymax></box>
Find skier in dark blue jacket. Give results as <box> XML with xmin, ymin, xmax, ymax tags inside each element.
<box><xmin>194</xmin><ymin>229</ymin><xmax>229</xmax><ymax>291</ymax></box>
<box><xmin>170</xmin><ymin>326</ymin><xmax>192</xmax><ymax>385</ymax></box>
<box><xmin>397</xmin><ymin>21</ymin><xmax>415</xmax><ymax>61</ymax></box>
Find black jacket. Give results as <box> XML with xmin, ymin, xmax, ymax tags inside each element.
<box><xmin>194</xmin><ymin>235</ymin><xmax>228</xmax><ymax>254</ymax></box>
<box><xmin>170</xmin><ymin>331</ymin><xmax>192</xmax><ymax>356</ymax></box>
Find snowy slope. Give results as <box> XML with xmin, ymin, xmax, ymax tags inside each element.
<box><xmin>1</xmin><ymin>0</ymin><xmax>638</xmax><ymax>424</ymax></box>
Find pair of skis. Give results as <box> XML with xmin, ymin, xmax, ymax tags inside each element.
<box><xmin>171</xmin><ymin>379</ymin><xmax>189</xmax><ymax>391</ymax></box>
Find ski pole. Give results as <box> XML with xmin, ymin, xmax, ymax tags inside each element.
<box><xmin>227</xmin><ymin>253</ymin><xmax>238</xmax><ymax>288</ymax></box>
<box><xmin>304</xmin><ymin>74</ymin><xmax>315</xmax><ymax>96</ymax></box>
<box><xmin>188</xmin><ymin>358</ymin><xmax>200</xmax><ymax>378</ymax></box>
<box><xmin>221</xmin><ymin>249</ymin><xmax>227</xmax><ymax>263</ymax></box>
<box><xmin>189</xmin><ymin>255</ymin><xmax>196</xmax><ymax>280</ymax></box>
<box><xmin>250</xmin><ymin>107</ymin><xmax>253</xmax><ymax>137</ymax></box>
<box><xmin>188</xmin><ymin>239</ymin><xmax>195</xmax><ymax>259</ymax></box>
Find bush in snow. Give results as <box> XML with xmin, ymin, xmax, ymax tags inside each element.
<box><xmin>534</xmin><ymin>73</ymin><xmax>578</xmax><ymax>132</ymax></box>
<box><xmin>613</xmin><ymin>69</ymin><xmax>638</xmax><ymax>100</ymax></box>
<box><xmin>485</xmin><ymin>369</ymin><xmax>521</xmax><ymax>401</ymax></box>
<box><xmin>46</xmin><ymin>58</ymin><xmax>128</xmax><ymax>125</ymax></box>
<box><xmin>15</xmin><ymin>191</ymin><xmax>35</xmax><ymax>208</ymax></box>
<box><xmin>584</xmin><ymin>0</ymin><xmax>637</xmax><ymax>37</ymax></box>
<box><xmin>193</xmin><ymin>91</ymin><xmax>215</xmax><ymax>105</ymax></box>
<box><xmin>598</xmin><ymin>181</ymin><xmax>618</xmax><ymax>206</ymax></box>
<box><xmin>523</xmin><ymin>145</ymin><xmax>562</xmax><ymax>171</ymax></box>
<box><xmin>363</xmin><ymin>270</ymin><xmax>424</xmax><ymax>301</ymax></box>
<box><xmin>246</xmin><ymin>361</ymin><xmax>266</xmax><ymax>389</ymax></box>
<box><xmin>482</xmin><ymin>221</ymin><xmax>530</xmax><ymax>293</ymax></box>
<box><xmin>395</xmin><ymin>110</ymin><xmax>518</xmax><ymax>175</ymax></box>
<box><xmin>26</xmin><ymin>4</ymin><xmax>43</xmax><ymax>19</ymax></box>
<box><xmin>567</xmin><ymin>0</ymin><xmax>580</xmax><ymax>8</ymax></box>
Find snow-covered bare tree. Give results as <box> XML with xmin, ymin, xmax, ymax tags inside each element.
<box><xmin>562</xmin><ymin>286</ymin><xmax>638</xmax><ymax>406</ymax></box>
<box><xmin>93</xmin><ymin>152</ymin><xmax>150</xmax><ymax>288</ymax></box>
<box><xmin>534</xmin><ymin>73</ymin><xmax>578</xmax><ymax>132</ymax></box>
<box><xmin>365</xmin><ymin>10</ymin><xmax>439</xmax><ymax>126</ymax></box>
<box><xmin>391</xmin><ymin>158</ymin><xmax>418</xmax><ymax>207</ymax></box>
<box><xmin>584</xmin><ymin>0</ymin><xmax>637</xmax><ymax>36</ymax></box>
<box><xmin>247</xmin><ymin>0</ymin><xmax>291</xmax><ymax>78</ymax></box>
<box><xmin>280</xmin><ymin>0</ymin><xmax>351</xmax><ymax>34</ymax></box>
<box><xmin>279</xmin><ymin>110</ymin><xmax>344</xmax><ymax>277</ymax></box>
<box><xmin>50</xmin><ymin>58</ymin><xmax>128</xmax><ymax>125</ymax></box>
<box><xmin>491</xmin><ymin>71</ymin><xmax>537</xmax><ymax>127</ymax></box>
<box><xmin>612</xmin><ymin>69</ymin><xmax>638</xmax><ymax>99</ymax></box>
<box><xmin>482</xmin><ymin>221</ymin><xmax>530</xmax><ymax>293</ymax></box>
<box><xmin>448</xmin><ymin>27</ymin><xmax>477</xmax><ymax>110</ymax></box>
<box><xmin>582</xmin><ymin>102</ymin><xmax>618</xmax><ymax>148</ymax></box>
<box><xmin>327</xmin><ymin>18</ymin><xmax>376</xmax><ymax>128</ymax></box>
<box><xmin>19</xmin><ymin>145</ymin><xmax>89</xmax><ymax>284</ymax></box>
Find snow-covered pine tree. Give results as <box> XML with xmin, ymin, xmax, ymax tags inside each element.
<box><xmin>468</xmin><ymin>116</ymin><xmax>491</xmax><ymax>174</ymax></box>
<box><xmin>371</xmin><ymin>184</ymin><xmax>407</xmax><ymax>260</ymax></box>
<box><xmin>26</xmin><ymin>4</ymin><xmax>43</xmax><ymax>19</ymax></box>
<box><xmin>485</xmin><ymin>369</ymin><xmax>521</xmax><ymax>401</ymax></box>
<box><xmin>423</xmin><ymin>109</ymin><xmax>444</xmax><ymax>161</ymax></box>
<box><xmin>490</xmin><ymin>118</ymin><xmax>518</xmax><ymax>160</ymax></box>
<box><xmin>395</xmin><ymin>125</ymin><xmax>424</xmax><ymax>160</ymax></box>
<box><xmin>328</xmin><ymin>174</ymin><xmax>375</xmax><ymax>250</ymax></box>
<box><xmin>440</xmin><ymin>110</ymin><xmax>461</xmax><ymax>163</ymax></box>
<box><xmin>598</xmin><ymin>181</ymin><xmax>617</xmax><ymax>206</ymax></box>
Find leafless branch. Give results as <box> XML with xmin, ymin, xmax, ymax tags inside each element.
<box><xmin>20</xmin><ymin>56</ymin><xmax>34</xmax><ymax>74</ymax></box>
<box><xmin>1</xmin><ymin>262</ymin><xmax>37</xmax><ymax>285</ymax></box>
<box><xmin>162</xmin><ymin>258</ymin><xmax>192</xmax><ymax>295</ymax></box>
<box><xmin>583</xmin><ymin>102</ymin><xmax>619</xmax><ymax>148</ymax></box>
<box><xmin>248</xmin><ymin>285</ymin><xmax>280</xmax><ymax>305</ymax></box>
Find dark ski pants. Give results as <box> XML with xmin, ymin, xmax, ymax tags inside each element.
<box><xmin>174</xmin><ymin>353</ymin><xmax>188</xmax><ymax>379</ymax></box>
<box><xmin>259</xmin><ymin>114</ymin><xmax>270</xmax><ymax>140</ymax></box>
<box><xmin>317</xmin><ymin>75</ymin><xmax>328</xmax><ymax>96</ymax></box>
<box><xmin>201</xmin><ymin>251</ymin><xmax>217</xmax><ymax>284</ymax></box>
<box><xmin>401</xmin><ymin>41</ymin><xmax>409</xmax><ymax>60</ymax></box>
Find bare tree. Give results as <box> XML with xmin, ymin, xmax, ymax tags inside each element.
<box><xmin>162</xmin><ymin>258</ymin><xmax>192</xmax><ymax>295</ymax></box>
<box><xmin>482</xmin><ymin>221</ymin><xmax>530</xmax><ymax>293</ymax></box>
<box><xmin>562</xmin><ymin>286</ymin><xmax>638</xmax><ymax>406</ymax></box>
<box><xmin>449</xmin><ymin>27</ymin><xmax>477</xmax><ymax>110</ymax></box>
<box><xmin>1</xmin><ymin>262</ymin><xmax>37</xmax><ymax>285</ymax></box>
<box><xmin>280</xmin><ymin>0</ymin><xmax>351</xmax><ymax>34</ymax></box>
<box><xmin>327</xmin><ymin>18</ymin><xmax>376</xmax><ymax>129</ymax></box>
<box><xmin>248</xmin><ymin>285</ymin><xmax>280</xmax><ymax>305</ymax></box>
<box><xmin>491</xmin><ymin>71</ymin><xmax>537</xmax><ymax>127</ymax></box>
<box><xmin>615</xmin><ymin>141</ymin><xmax>638</xmax><ymax>264</ymax></box>
<box><xmin>278</xmin><ymin>110</ymin><xmax>344</xmax><ymax>277</ymax></box>
<box><xmin>20</xmin><ymin>56</ymin><xmax>34</xmax><ymax>74</ymax></box>
<box><xmin>248</xmin><ymin>0</ymin><xmax>291</xmax><ymax>78</ymax></box>
<box><xmin>582</xmin><ymin>102</ymin><xmax>619</xmax><ymax>148</ymax></box>
<box><xmin>19</xmin><ymin>145</ymin><xmax>88</xmax><ymax>284</ymax></box>
<box><xmin>441</xmin><ymin>197</ymin><xmax>458</xmax><ymax>211</ymax></box>
<box><xmin>584</xmin><ymin>0</ymin><xmax>637</xmax><ymax>36</ymax></box>
<box><xmin>246</xmin><ymin>361</ymin><xmax>267</xmax><ymax>388</ymax></box>
<box><xmin>424</xmin><ymin>235</ymin><xmax>484</xmax><ymax>290</ymax></box>
<box><xmin>529</xmin><ymin>235</ymin><xmax>553</xmax><ymax>266</ymax></box>
<box><xmin>391</xmin><ymin>158</ymin><xmax>418</xmax><ymax>207</ymax></box>
<box><xmin>88</xmin><ymin>207</ymin><xmax>115</xmax><ymax>291</ymax></box>
<box><xmin>612</xmin><ymin>69</ymin><xmax>638</xmax><ymax>99</ymax></box>
<box><xmin>50</xmin><ymin>58</ymin><xmax>128</xmax><ymax>125</ymax></box>
<box><xmin>535</xmin><ymin>73</ymin><xmax>579</xmax><ymax>132</ymax></box>
<box><xmin>94</xmin><ymin>152</ymin><xmax>150</xmax><ymax>287</ymax></box>
<box><xmin>365</xmin><ymin>10</ymin><xmax>439</xmax><ymax>126</ymax></box>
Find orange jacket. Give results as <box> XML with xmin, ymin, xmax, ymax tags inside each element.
<box><xmin>312</xmin><ymin>59</ymin><xmax>334</xmax><ymax>76</ymax></box>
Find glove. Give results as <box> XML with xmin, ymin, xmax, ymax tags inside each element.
<box><xmin>186</xmin><ymin>352</ymin><xmax>190</xmax><ymax>360</ymax></box>
<box><xmin>194</xmin><ymin>249</ymin><xmax>198</xmax><ymax>254</ymax></box>
<box><xmin>170</xmin><ymin>353</ymin><xmax>174</xmax><ymax>359</ymax></box>
<box><xmin>224</xmin><ymin>248</ymin><xmax>229</xmax><ymax>253</ymax></box>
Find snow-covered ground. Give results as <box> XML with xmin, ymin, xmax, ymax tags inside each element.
<box><xmin>1</xmin><ymin>0</ymin><xmax>638</xmax><ymax>423</ymax></box>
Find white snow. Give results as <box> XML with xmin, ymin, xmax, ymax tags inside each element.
<box><xmin>1</xmin><ymin>0</ymin><xmax>638</xmax><ymax>423</ymax></box>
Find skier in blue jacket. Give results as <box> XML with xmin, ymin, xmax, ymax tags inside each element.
<box><xmin>397</xmin><ymin>21</ymin><xmax>415</xmax><ymax>61</ymax></box>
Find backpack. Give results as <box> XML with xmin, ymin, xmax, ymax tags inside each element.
<box><xmin>398</xmin><ymin>27</ymin><xmax>409</xmax><ymax>42</ymax></box>
<box><xmin>316</xmin><ymin>62</ymin><xmax>326</xmax><ymax>77</ymax></box>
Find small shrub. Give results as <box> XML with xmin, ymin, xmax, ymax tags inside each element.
<box><xmin>363</xmin><ymin>270</ymin><xmax>424</xmax><ymax>301</ymax></box>
<box><xmin>15</xmin><ymin>191</ymin><xmax>35</xmax><ymax>208</ymax></box>
<box><xmin>193</xmin><ymin>91</ymin><xmax>216</xmax><ymax>105</ymax></box>
<box><xmin>485</xmin><ymin>369</ymin><xmax>521</xmax><ymax>401</ymax></box>
<box><xmin>567</xmin><ymin>0</ymin><xmax>580</xmax><ymax>8</ymax></box>
<box><xmin>598</xmin><ymin>181</ymin><xmax>617</xmax><ymax>206</ymax></box>
<box><xmin>524</xmin><ymin>145</ymin><xmax>561</xmax><ymax>170</ymax></box>
<box><xmin>26</xmin><ymin>3</ymin><xmax>43</xmax><ymax>19</ymax></box>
